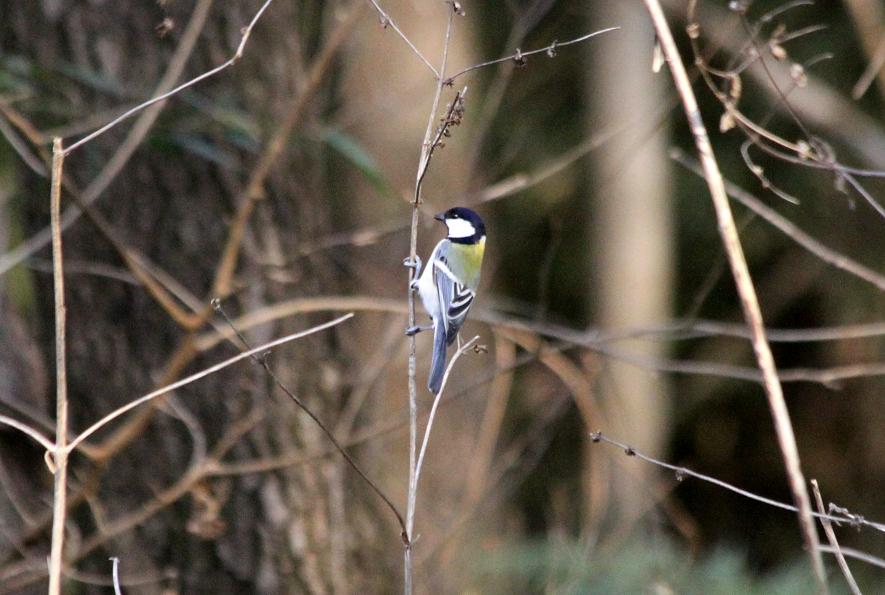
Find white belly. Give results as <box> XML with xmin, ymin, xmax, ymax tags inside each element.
<box><xmin>417</xmin><ymin>258</ymin><xmax>441</xmax><ymax>321</ymax></box>
<box><xmin>417</xmin><ymin>242</ymin><xmax>445</xmax><ymax>321</ymax></box>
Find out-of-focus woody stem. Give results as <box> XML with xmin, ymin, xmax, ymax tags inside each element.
<box><xmin>640</xmin><ymin>0</ymin><xmax>827</xmax><ymax>591</ymax></box>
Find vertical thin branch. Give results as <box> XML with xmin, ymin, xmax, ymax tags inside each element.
<box><xmin>640</xmin><ymin>1</ymin><xmax>827</xmax><ymax>591</ymax></box>
<box><xmin>405</xmin><ymin>5</ymin><xmax>457</xmax><ymax>593</ymax></box>
<box><xmin>48</xmin><ymin>137</ymin><xmax>69</xmax><ymax>595</ymax></box>
<box><xmin>811</xmin><ymin>480</ymin><xmax>861</xmax><ymax>595</ymax></box>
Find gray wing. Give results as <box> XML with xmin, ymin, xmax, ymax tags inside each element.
<box><xmin>433</xmin><ymin>243</ymin><xmax>476</xmax><ymax>346</ymax></box>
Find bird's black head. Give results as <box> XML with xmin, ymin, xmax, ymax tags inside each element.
<box><xmin>434</xmin><ymin>207</ymin><xmax>486</xmax><ymax>243</ymax></box>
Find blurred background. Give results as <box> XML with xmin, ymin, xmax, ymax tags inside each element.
<box><xmin>0</xmin><ymin>0</ymin><xmax>883</xmax><ymax>592</ymax></box>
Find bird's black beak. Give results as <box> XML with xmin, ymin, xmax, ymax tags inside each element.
<box><xmin>434</xmin><ymin>212</ymin><xmax>445</xmax><ymax>222</ymax></box>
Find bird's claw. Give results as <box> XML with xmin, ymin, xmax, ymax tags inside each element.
<box><xmin>403</xmin><ymin>256</ymin><xmax>422</xmax><ymax>280</ymax></box>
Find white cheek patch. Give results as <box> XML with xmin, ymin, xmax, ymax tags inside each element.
<box><xmin>446</xmin><ymin>218</ymin><xmax>475</xmax><ymax>238</ymax></box>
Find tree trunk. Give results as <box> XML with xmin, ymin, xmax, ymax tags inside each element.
<box><xmin>585</xmin><ymin>0</ymin><xmax>674</xmax><ymax>533</ymax></box>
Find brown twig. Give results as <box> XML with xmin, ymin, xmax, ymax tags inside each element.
<box><xmin>684</xmin><ymin>0</ymin><xmax>885</xmax><ymax>219</ymax></box>
<box><xmin>730</xmin><ymin>11</ymin><xmax>885</xmax><ymax>219</ymax></box>
<box><xmin>1</xmin><ymin>331</ymin><xmax>380</xmax><ymax>593</ymax></box>
<box><xmin>0</xmin><ymin>10</ymin><xmax>372</xmax><ymax>576</ymax></box>
<box><xmin>335</xmin><ymin>317</ymin><xmax>405</xmax><ymax>437</ymax></box>
<box><xmin>671</xmin><ymin>148</ymin><xmax>885</xmax><ymax>292</ymax></box>
<box><xmin>590</xmin><ymin>431</ymin><xmax>885</xmax><ymax>533</ymax></box>
<box><xmin>59</xmin><ymin>181</ymin><xmax>205</xmax><ymax>329</ymax></box>
<box><xmin>445</xmin><ymin>27</ymin><xmax>620</xmax><ymax>84</ymax></box>
<box><xmin>498</xmin><ymin>328</ymin><xmax>603</xmax><ymax>432</ymax></box>
<box><xmin>84</xmin><ymin>4</ymin><xmax>363</xmax><ymax>463</ymax></box>
<box><xmin>211</xmin><ymin>302</ymin><xmax>408</xmax><ymax>541</ymax></box>
<box><xmin>188</xmin><ymin>295</ymin><xmax>885</xmax><ymax>388</ymax></box>
<box><xmin>414</xmin><ymin>86</ymin><xmax>468</xmax><ymax>199</ymax></box>
<box><xmin>463</xmin><ymin>0</ymin><xmax>559</xmax><ymax>181</ymax></box>
<box><xmin>0</xmin><ymin>111</ymin><xmax>46</xmax><ymax>176</ymax></box>
<box><xmin>365</xmin><ymin>0</ymin><xmax>439</xmax><ymax>78</ymax></box>
<box><xmin>48</xmin><ymin>138</ymin><xmax>68</xmax><ymax>595</ymax></box>
<box><xmin>272</xmin><ymin>120</ymin><xmax>622</xmax><ymax>269</ymax></box>
<box><xmin>196</xmin><ymin>336</ymin><xmax>883</xmax><ymax>479</ymax></box>
<box><xmin>643</xmin><ymin>0</ymin><xmax>827</xmax><ymax>589</ymax></box>
<box><xmin>497</xmin><ymin>327</ymin><xmax>608</xmax><ymax>532</ymax></box>
<box><xmin>210</xmin><ymin>3</ymin><xmax>365</xmax><ymax>299</ymax></box>
<box><xmin>811</xmin><ymin>480</ymin><xmax>862</xmax><ymax>595</ymax></box>
<box><xmin>588</xmin><ymin>317</ymin><xmax>885</xmax><ymax>344</ymax></box>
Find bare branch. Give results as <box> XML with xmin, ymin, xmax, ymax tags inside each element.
<box><xmin>412</xmin><ymin>336</ymin><xmax>480</xmax><ymax>512</ymax></box>
<box><xmin>414</xmin><ymin>86</ymin><xmax>468</xmax><ymax>199</ymax></box>
<box><xmin>671</xmin><ymin>148</ymin><xmax>885</xmax><ymax>292</ymax></box>
<box><xmin>0</xmin><ymin>415</ymin><xmax>55</xmax><ymax>452</ymax></box>
<box><xmin>365</xmin><ymin>0</ymin><xmax>439</xmax><ymax>78</ymax></box>
<box><xmin>646</xmin><ymin>0</ymin><xmax>826</xmax><ymax>587</ymax></box>
<box><xmin>48</xmin><ymin>138</ymin><xmax>69</xmax><ymax>595</ymax></box>
<box><xmin>592</xmin><ymin>318</ymin><xmax>885</xmax><ymax>344</ymax></box>
<box><xmin>212</xmin><ymin>302</ymin><xmax>408</xmax><ymax>542</ymax></box>
<box><xmin>63</xmin><ymin>0</ymin><xmax>274</xmax><ymax>155</ymax></box>
<box><xmin>819</xmin><ymin>545</ymin><xmax>885</xmax><ymax>570</ymax></box>
<box><xmin>684</xmin><ymin>0</ymin><xmax>885</xmax><ymax>221</ymax></box>
<box><xmin>590</xmin><ymin>431</ymin><xmax>885</xmax><ymax>534</ymax></box>
<box><xmin>460</xmin><ymin>332</ymin><xmax>515</xmax><ymax>507</ymax></box>
<box><xmin>66</xmin><ymin>314</ymin><xmax>354</xmax><ymax>454</ymax></box>
<box><xmin>446</xmin><ymin>27</ymin><xmax>620</xmax><ymax>83</ymax></box>
<box><xmin>734</xmin><ymin>11</ymin><xmax>885</xmax><ymax>219</ymax></box>
<box><xmin>188</xmin><ymin>295</ymin><xmax>885</xmax><ymax>388</ymax></box>
<box><xmin>406</xmin><ymin>5</ymin><xmax>459</xmax><ymax>592</ymax></box>
<box><xmin>811</xmin><ymin>480</ymin><xmax>862</xmax><ymax>595</ymax></box>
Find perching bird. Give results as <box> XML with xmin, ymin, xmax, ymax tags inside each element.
<box><xmin>406</xmin><ymin>207</ymin><xmax>486</xmax><ymax>394</ymax></box>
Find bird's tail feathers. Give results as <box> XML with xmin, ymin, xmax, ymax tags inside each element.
<box><xmin>428</xmin><ymin>317</ymin><xmax>447</xmax><ymax>394</ymax></box>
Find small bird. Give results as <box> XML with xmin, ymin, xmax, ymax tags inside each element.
<box><xmin>406</xmin><ymin>207</ymin><xmax>486</xmax><ymax>394</ymax></box>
